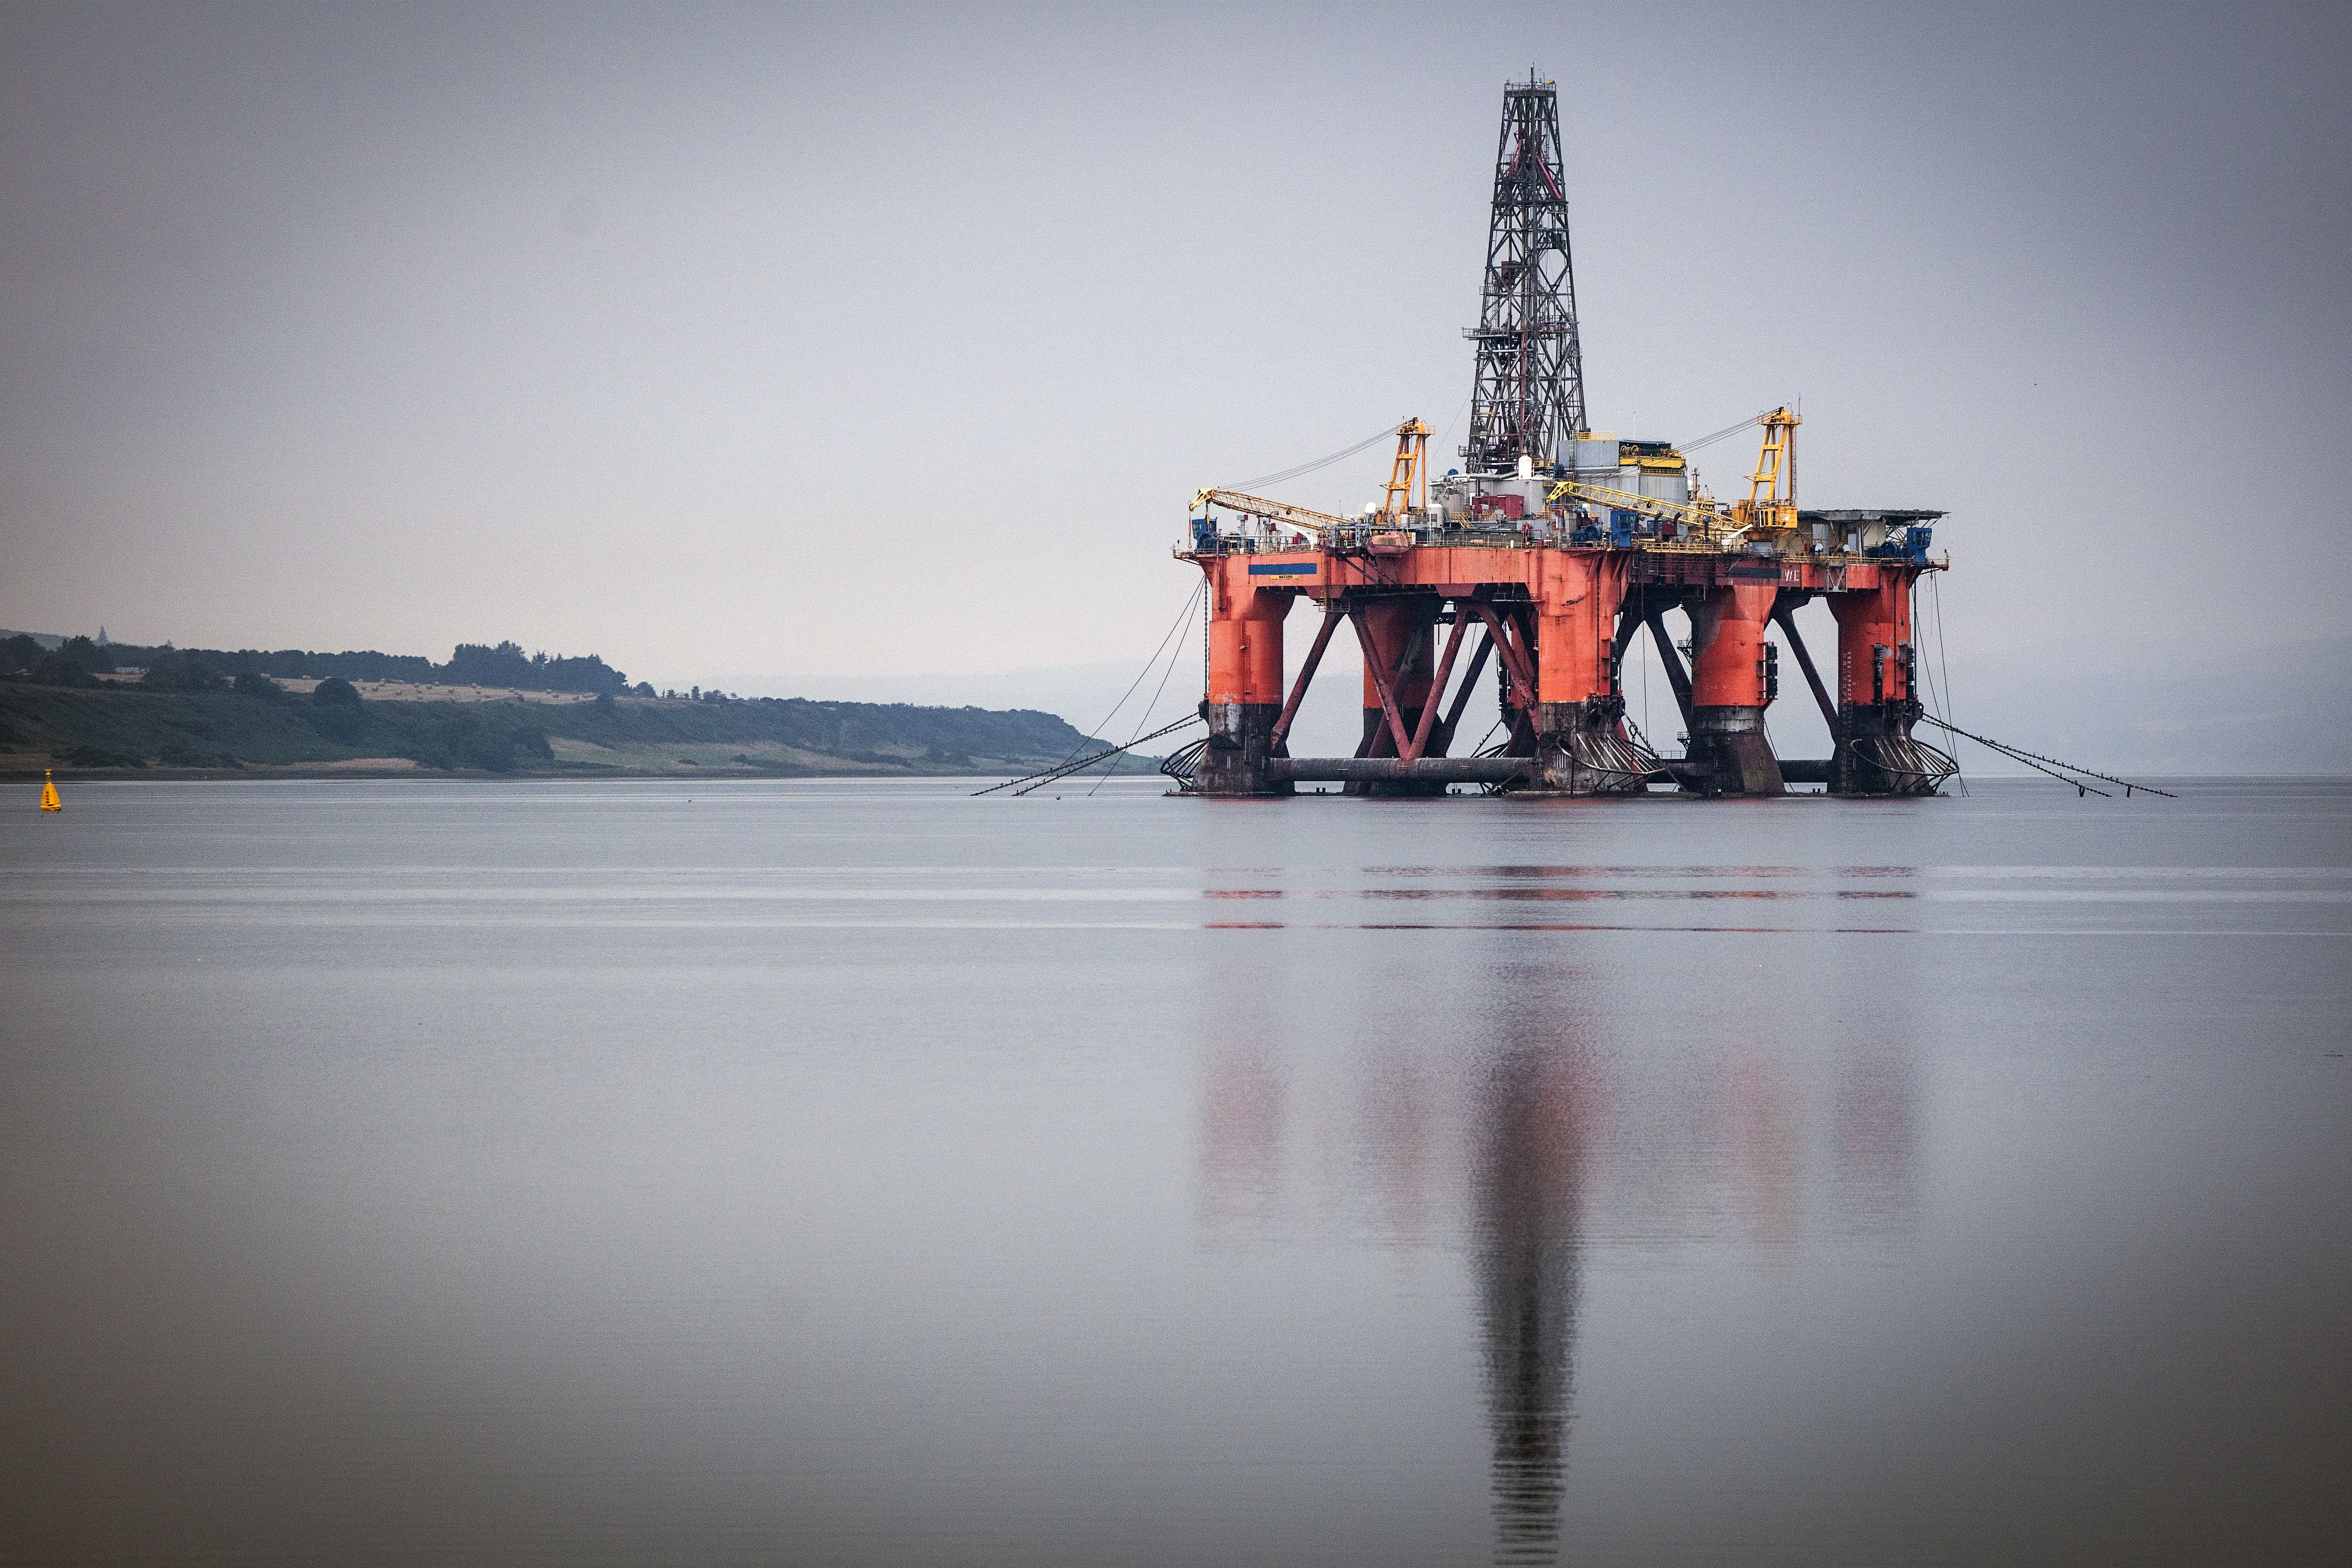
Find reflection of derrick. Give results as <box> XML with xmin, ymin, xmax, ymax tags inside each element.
<box><xmin>1833</xmin><ymin>1047</ymin><xmax>1919</xmax><ymax>1229</ymax></box>
<box><xmin>1199</xmin><ymin>1041</ymin><xmax>1286</xmax><ymax>1235</ymax></box>
<box><xmin>1474</xmin><ymin>1044</ymin><xmax>1595</xmax><ymax>1563</ymax></box>
<box><xmin>1721</xmin><ymin>1046</ymin><xmax>1802</xmax><ymax>1247</ymax></box>
<box><xmin>1362</xmin><ymin>1055</ymin><xmax>1441</xmax><ymax>1248</ymax></box>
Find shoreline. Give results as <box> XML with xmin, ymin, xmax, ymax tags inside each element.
<box><xmin>4</xmin><ymin>762</ymin><xmax>1104</xmax><ymax>783</ymax></box>
<box><xmin>0</xmin><ymin>684</ymin><xmax>1159</xmax><ymax>781</ymax></box>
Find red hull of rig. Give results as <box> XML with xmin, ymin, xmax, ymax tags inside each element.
<box><xmin>1175</xmin><ymin>70</ymin><xmax>1953</xmax><ymax>800</ymax></box>
<box><xmin>1185</xmin><ymin>536</ymin><xmax>1948</xmax><ymax>798</ymax></box>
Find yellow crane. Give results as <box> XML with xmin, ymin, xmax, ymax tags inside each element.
<box><xmin>1543</xmin><ymin>405</ymin><xmax>1801</xmax><ymax>543</ymax></box>
<box><xmin>1375</xmin><ymin>418</ymin><xmax>1429</xmax><ymax>520</ymax></box>
<box><xmin>1193</xmin><ymin>417</ymin><xmax>1429</xmax><ymax>543</ymax></box>
<box><xmin>1739</xmin><ymin>406</ymin><xmax>1801</xmax><ymax>536</ymax></box>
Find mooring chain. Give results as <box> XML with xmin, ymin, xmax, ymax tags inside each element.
<box><xmin>972</xmin><ymin>714</ymin><xmax>1204</xmax><ymax>797</ymax></box>
<box><xmin>1919</xmin><ymin>716</ymin><xmax>2175</xmax><ymax>799</ymax></box>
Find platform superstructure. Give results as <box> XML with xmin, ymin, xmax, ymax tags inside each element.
<box><xmin>1176</xmin><ymin>71</ymin><xmax>1953</xmax><ymax>799</ymax></box>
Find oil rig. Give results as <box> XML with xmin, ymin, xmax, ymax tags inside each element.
<box><xmin>1175</xmin><ymin>72</ymin><xmax>1956</xmax><ymax>799</ymax></box>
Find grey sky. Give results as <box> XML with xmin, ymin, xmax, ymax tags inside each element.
<box><xmin>4</xmin><ymin>3</ymin><xmax>2348</xmax><ymax>765</ymax></box>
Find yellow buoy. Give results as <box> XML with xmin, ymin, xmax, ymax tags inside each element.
<box><xmin>40</xmin><ymin>769</ymin><xmax>62</xmax><ymax>812</ymax></box>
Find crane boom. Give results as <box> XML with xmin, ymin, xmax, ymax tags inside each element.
<box><xmin>1544</xmin><ymin>477</ymin><xmax>1732</xmax><ymax>538</ymax></box>
<box><xmin>1192</xmin><ymin>488</ymin><xmax>1352</xmax><ymax>541</ymax></box>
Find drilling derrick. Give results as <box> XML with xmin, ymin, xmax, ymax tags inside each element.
<box><xmin>1463</xmin><ymin>72</ymin><xmax>1586</xmax><ymax>478</ymax></box>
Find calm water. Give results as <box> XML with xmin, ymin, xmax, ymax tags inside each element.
<box><xmin>2</xmin><ymin>778</ymin><xmax>2346</xmax><ymax>1566</ymax></box>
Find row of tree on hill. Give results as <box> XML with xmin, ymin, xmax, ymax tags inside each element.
<box><xmin>0</xmin><ymin>634</ymin><xmax>641</xmax><ymax>695</ymax></box>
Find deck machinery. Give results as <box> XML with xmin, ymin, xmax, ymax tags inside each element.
<box><xmin>1177</xmin><ymin>72</ymin><xmax>1956</xmax><ymax>799</ymax></box>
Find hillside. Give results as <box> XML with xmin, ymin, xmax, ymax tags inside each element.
<box><xmin>0</xmin><ymin>682</ymin><xmax>1143</xmax><ymax>779</ymax></box>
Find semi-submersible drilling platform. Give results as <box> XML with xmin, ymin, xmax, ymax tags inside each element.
<box><xmin>1176</xmin><ymin>72</ymin><xmax>1956</xmax><ymax>800</ymax></box>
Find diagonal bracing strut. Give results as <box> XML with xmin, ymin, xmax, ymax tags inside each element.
<box><xmin>1349</xmin><ymin>606</ymin><xmax>1420</xmax><ymax>759</ymax></box>
<box><xmin>1269</xmin><ymin>605</ymin><xmax>1343</xmax><ymax>755</ymax></box>
<box><xmin>1403</xmin><ymin>611</ymin><xmax>1471</xmax><ymax>762</ymax></box>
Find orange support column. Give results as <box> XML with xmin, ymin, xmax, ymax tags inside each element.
<box><xmin>1683</xmin><ymin>581</ymin><xmax>1785</xmax><ymax>795</ymax></box>
<box><xmin>1195</xmin><ymin>554</ymin><xmax>1293</xmax><ymax>796</ymax></box>
<box><xmin>1531</xmin><ymin>552</ymin><xmax>1647</xmax><ymax>793</ymax></box>
<box><xmin>1826</xmin><ymin>569</ymin><xmax>1931</xmax><ymax>794</ymax></box>
<box><xmin>1828</xmin><ymin>572</ymin><xmax>1914</xmax><ymax>710</ymax></box>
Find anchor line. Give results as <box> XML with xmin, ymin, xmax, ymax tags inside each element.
<box><xmin>972</xmin><ymin>714</ymin><xmax>1204</xmax><ymax>797</ymax></box>
<box><xmin>1916</xmin><ymin>716</ymin><xmax>2174</xmax><ymax>799</ymax></box>
<box><xmin>1089</xmin><ymin>588</ymin><xmax>1201</xmax><ymax>798</ymax></box>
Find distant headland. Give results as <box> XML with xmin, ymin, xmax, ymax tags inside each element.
<box><xmin>0</xmin><ymin>631</ymin><xmax>1142</xmax><ymax>778</ymax></box>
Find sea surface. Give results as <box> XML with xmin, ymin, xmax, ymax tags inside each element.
<box><xmin>2</xmin><ymin>777</ymin><xmax>2346</xmax><ymax>1566</ymax></box>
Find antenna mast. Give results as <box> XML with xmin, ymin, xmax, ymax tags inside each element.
<box><xmin>1462</xmin><ymin>70</ymin><xmax>1586</xmax><ymax>477</ymax></box>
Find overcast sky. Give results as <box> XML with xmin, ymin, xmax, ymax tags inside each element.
<box><xmin>3</xmin><ymin>2</ymin><xmax>2347</xmax><ymax>764</ymax></box>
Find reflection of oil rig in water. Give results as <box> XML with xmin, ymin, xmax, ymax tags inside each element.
<box><xmin>1173</xmin><ymin>71</ymin><xmax>1957</xmax><ymax>800</ymax></box>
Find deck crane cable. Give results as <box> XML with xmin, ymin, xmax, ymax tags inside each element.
<box><xmin>1427</xmin><ymin>386</ymin><xmax>1476</xmax><ymax>484</ymax></box>
<box><xmin>1913</xmin><ymin>653</ymin><xmax>1968</xmax><ymax>797</ymax></box>
<box><xmin>1676</xmin><ymin>408</ymin><xmax>1780</xmax><ymax>455</ymax></box>
<box><xmin>1910</xmin><ymin>585</ymin><xmax>1953</xmax><ymax>764</ymax></box>
<box><xmin>1639</xmin><ymin>623</ymin><xmax>1650</xmax><ymax>743</ymax></box>
<box><xmin>1221</xmin><ymin>425</ymin><xmax>1401</xmax><ymax>493</ymax></box>
<box><xmin>1927</xmin><ymin>572</ymin><xmax>1968</xmax><ymax>795</ymax></box>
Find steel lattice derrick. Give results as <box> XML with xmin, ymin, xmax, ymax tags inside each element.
<box><xmin>1463</xmin><ymin>71</ymin><xmax>1587</xmax><ymax>478</ymax></box>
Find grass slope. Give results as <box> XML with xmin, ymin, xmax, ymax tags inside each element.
<box><xmin>0</xmin><ymin>685</ymin><xmax>1133</xmax><ymax>777</ymax></box>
